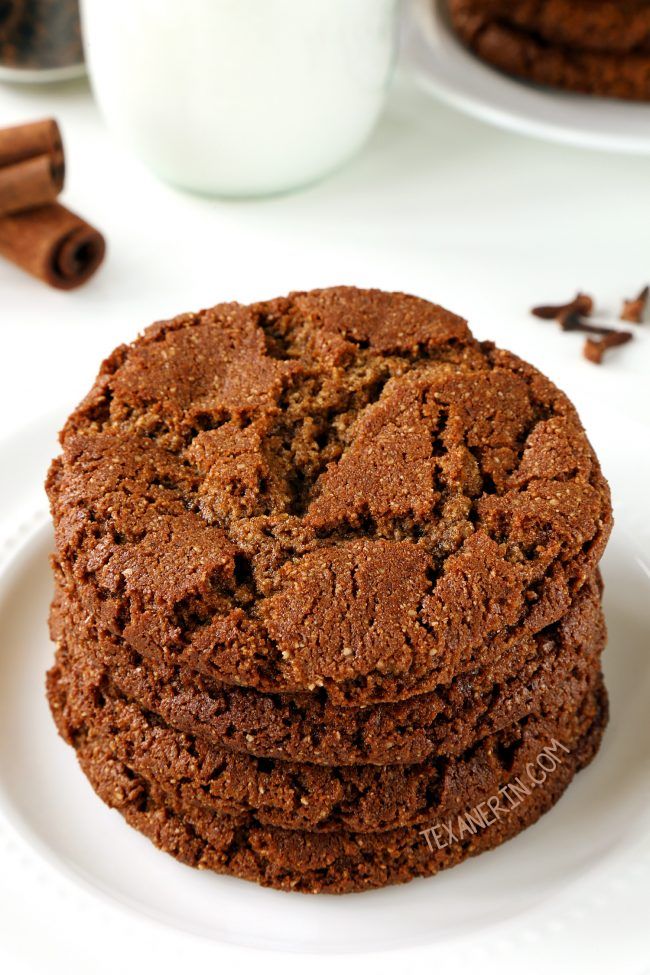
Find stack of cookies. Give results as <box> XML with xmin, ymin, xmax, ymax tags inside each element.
<box><xmin>448</xmin><ymin>0</ymin><xmax>650</xmax><ymax>101</ymax></box>
<box><xmin>46</xmin><ymin>287</ymin><xmax>612</xmax><ymax>893</ymax></box>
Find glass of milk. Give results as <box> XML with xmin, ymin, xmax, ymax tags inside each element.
<box><xmin>81</xmin><ymin>0</ymin><xmax>400</xmax><ymax>197</ymax></box>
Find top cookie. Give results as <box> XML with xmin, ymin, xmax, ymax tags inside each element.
<box><xmin>48</xmin><ymin>288</ymin><xmax>612</xmax><ymax>704</ymax></box>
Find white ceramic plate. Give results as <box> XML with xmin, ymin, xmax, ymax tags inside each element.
<box><xmin>403</xmin><ymin>0</ymin><xmax>650</xmax><ymax>154</ymax></box>
<box><xmin>0</xmin><ymin>411</ymin><xmax>649</xmax><ymax>956</ymax></box>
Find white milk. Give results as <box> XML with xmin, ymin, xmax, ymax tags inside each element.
<box><xmin>81</xmin><ymin>0</ymin><xmax>399</xmax><ymax>196</ymax></box>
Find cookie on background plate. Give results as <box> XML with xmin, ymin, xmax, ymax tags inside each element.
<box><xmin>448</xmin><ymin>0</ymin><xmax>650</xmax><ymax>101</ymax></box>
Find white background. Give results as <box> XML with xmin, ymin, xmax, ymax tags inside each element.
<box><xmin>0</xmin><ymin>50</ymin><xmax>649</xmax><ymax>975</ymax></box>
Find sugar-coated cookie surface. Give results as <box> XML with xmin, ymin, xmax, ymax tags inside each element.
<box><xmin>56</xmin><ymin>684</ymin><xmax>608</xmax><ymax>893</ymax></box>
<box><xmin>47</xmin><ymin>287</ymin><xmax>612</xmax><ymax>704</ymax></box>
<box><xmin>47</xmin><ymin>615</ymin><xmax>605</xmax><ymax>834</ymax></box>
<box><xmin>47</xmin><ymin>287</ymin><xmax>612</xmax><ymax>894</ymax></box>
<box><xmin>50</xmin><ymin>569</ymin><xmax>605</xmax><ymax>767</ymax></box>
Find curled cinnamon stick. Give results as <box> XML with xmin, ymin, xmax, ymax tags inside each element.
<box><xmin>0</xmin><ymin>203</ymin><xmax>105</xmax><ymax>290</ymax></box>
<box><xmin>0</xmin><ymin>118</ymin><xmax>64</xmax><ymax>177</ymax></box>
<box><xmin>0</xmin><ymin>153</ymin><xmax>63</xmax><ymax>215</ymax></box>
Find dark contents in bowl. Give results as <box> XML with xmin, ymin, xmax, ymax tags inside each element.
<box><xmin>0</xmin><ymin>0</ymin><xmax>83</xmax><ymax>72</ymax></box>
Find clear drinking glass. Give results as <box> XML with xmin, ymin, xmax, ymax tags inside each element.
<box><xmin>81</xmin><ymin>0</ymin><xmax>400</xmax><ymax>197</ymax></box>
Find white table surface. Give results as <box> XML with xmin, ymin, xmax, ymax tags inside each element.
<box><xmin>0</xmin><ymin>61</ymin><xmax>649</xmax><ymax>975</ymax></box>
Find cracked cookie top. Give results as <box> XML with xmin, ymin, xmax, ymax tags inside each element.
<box><xmin>47</xmin><ymin>287</ymin><xmax>612</xmax><ymax>703</ymax></box>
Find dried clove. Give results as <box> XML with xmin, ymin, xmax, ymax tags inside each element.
<box><xmin>531</xmin><ymin>288</ymin><xmax>636</xmax><ymax>365</ymax></box>
<box><xmin>531</xmin><ymin>293</ymin><xmax>594</xmax><ymax>321</ymax></box>
<box><xmin>620</xmin><ymin>285</ymin><xmax>648</xmax><ymax>324</ymax></box>
<box><xmin>558</xmin><ymin>310</ymin><xmax>617</xmax><ymax>336</ymax></box>
<box><xmin>583</xmin><ymin>330</ymin><xmax>633</xmax><ymax>365</ymax></box>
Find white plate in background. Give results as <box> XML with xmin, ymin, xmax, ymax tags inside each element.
<box><xmin>403</xmin><ymin>0</ymin><xmax>650</xmax><ymax>154</ymax></box>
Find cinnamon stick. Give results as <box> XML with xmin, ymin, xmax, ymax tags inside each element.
<box><xmin>0</xmin><ymin>119</ymin><xmax>65</xmax><ymax>216</ymax></box>
<box><xmin>0</xmin><ymin>118</ymin><xmax>64</xmax><ymax>176</ymax></box>
<box><xmin>0</xmin><ymin>153</ymin><xmax>63</xmax><ymax>215</ymax></box>
<box><xmin>0</xmin><ymin>203</ymin><xmax>105</xmax><ymax>290</ymax></box>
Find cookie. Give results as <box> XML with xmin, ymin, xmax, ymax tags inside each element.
<box><xmin>448</xmin><ymin>0</ymin><xmax>650</xmax><ymax>101</ymax></box>
<box><xmin>459</xmin><ymin>1</ymin><xmax>650</xmax><ymax>55</ymax></box>
<box><xmin>66</xmin><ymin>682</ymin><xmax>608</xmax><ymax>893</ymax></box>
<box><xmin>47</xmin><ymin>288</ymin><xmax>612</xmax><ymax>705</ymax></box>
<box><xmin>47</xmin><ymin>628</ymin><xmax>604</xmax><ymax>833</ymax></box>
<box><xmin>50</xmin><ymin>569</ymin><xmax>606</xmax><ymax>766</ymax></box>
